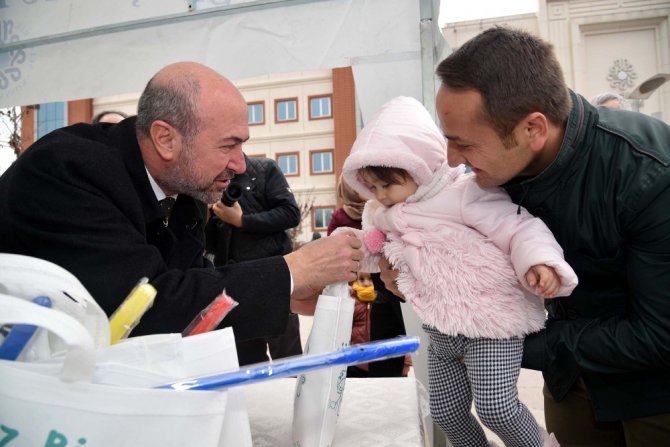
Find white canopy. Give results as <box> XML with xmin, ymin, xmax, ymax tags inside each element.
<box><xmin>0</xmin><ymin>0</ymin><xmax>449</xmax><ymax>122</ymax></box>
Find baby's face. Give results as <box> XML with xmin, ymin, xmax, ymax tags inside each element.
<box><xmin>359</xmin><ymin>172</ymin><xmax>418</xmax><ymax>207</ymax></box>
<box><xmin>356</xmin><ymin>272</ymin><xmax>374</xmax><ymax>287</ymax></box>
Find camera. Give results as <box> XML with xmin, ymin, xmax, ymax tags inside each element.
<box><xmin>221</xmin><ymin>182</ymin><xmax>243</xmax><ymax>207</ymax></box>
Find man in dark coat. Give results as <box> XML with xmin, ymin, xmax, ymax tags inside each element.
<box><xmin>205</xmin><ymin>154</ymin><xmax>303</xmax><ymax>364</ymax></box>
<box><xmin>0</xmin><ymin>62</ymin><xmax>362</xmax><ymax>341</ymax></box>
<box><xmin>380</xmin><ymin>27</ymin><xmax>670</xmax><ymax>445</ymax></box>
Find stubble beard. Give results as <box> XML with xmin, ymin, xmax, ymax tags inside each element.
<box><xmin>162</xmin><ymin>141</ymin><xmax>233</xmax><ymax>204</ymax></box>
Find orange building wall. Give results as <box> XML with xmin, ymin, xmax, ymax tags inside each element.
<box><xmin>20</xmin><ymin>106</ymin><xmax>36</xmax><ymax>152</ymax></box>
<box><xmin>68</xmin><ymin>99</ymin><xmax>93</xmax><ymax>126</ymax></box>
<box><xmin>331</xmin><ymin>67</ymin><xmax>357</xmax><ymax>207</ymax></box>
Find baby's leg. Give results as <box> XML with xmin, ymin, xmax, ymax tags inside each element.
<box><xmin>425</xmin><ymin>326</ymin><xmax>488</xmax><ymax>447</ymax></box>
<box><xmin>466</xmin><ymin>337</ymin><xmax>543</xmax><ymax>447</ymax></box>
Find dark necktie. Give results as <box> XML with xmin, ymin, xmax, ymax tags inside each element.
<box><xmin>158</xmin><ymin>197</ymin><xmax>176</xmax><ymax>225</ymax></box>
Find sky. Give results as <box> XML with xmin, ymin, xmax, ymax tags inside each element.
<box><xmin>439</xmin><ymin>0</ymin><xmax>538</xmax><ymax>25</ymax></box>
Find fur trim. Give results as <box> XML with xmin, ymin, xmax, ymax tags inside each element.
<box><xmin>384</xmin><ymin>230</ymin><xmax>546</xmax><ymax>339</ymax></box>
<box><xmin>408</xmin><ymin>162</ymin><xmax>464</xmax><ymax>203</ymax></box>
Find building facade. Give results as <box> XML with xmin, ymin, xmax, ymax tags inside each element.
<box><xmin>442</xmin><ymin>0</ymin><xmax>670</xmax><ymax>122</ymax></box>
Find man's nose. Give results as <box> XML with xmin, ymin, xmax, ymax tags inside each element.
<box><xmin>229</xmin><ymin>147</ymin><xmax>246</xmax><ymax>174</ymax></box>
<box><xmin>447</xmin><ymin>145</ymin><xmax>465</xmax><ymax>167</ymax></box>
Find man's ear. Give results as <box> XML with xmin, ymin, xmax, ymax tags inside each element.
<box><xmin>523</xmin><ymin>112</ymin><xmax>549</xmax><ymax>152</ymax></box>
<box><xmin>149</xmin><ymin>120</ymin><xmax>180</xmax><ymax>161</ymax></box>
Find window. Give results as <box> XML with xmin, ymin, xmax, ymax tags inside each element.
<box><xmin>37</xmin><ymin>102</ymin><xmax>66</xmax><ymax>139</ymax></box>
<box><xmin>310</xmin><ymin>150</ymin><xmax>333</xmax><ymax>175</ymax></box>
<box><xmin>275</xmin><ymin>98</ymin><xmax>298</xmax><ymax>123</ymax></box>
<box><xmin>309</xmin><ymin>95</ymin><xmax>332</xmax><ymax>120</ymax></box>
<box><xmin>276</xmin><ymin>152</ymin><xmax>299</xmax><ymax>176</ymax></box>
<box><xmin>247</xmin><ymin>102</ymin><xmax>264</xmax><ymax>125</ymax></box>
<box><xmin>312</xmin><ymin>206</ymin><xmax>334</xmax><ymax>230</ymax></box>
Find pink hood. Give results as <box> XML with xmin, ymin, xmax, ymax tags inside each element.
<box><xmin>343</xmin><ymin>96</ymin><xmax>449</xmax><ymax>199</ymax></box>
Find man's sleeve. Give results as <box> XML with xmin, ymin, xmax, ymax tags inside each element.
<box><xmin>6</xmin><ymin>143</ymin><xmax>292</xmax><ymax>341</ymax></box>
<box><xmin>525</xmin><ymin>184</ymin><xmax>670</xmax><ymax>375</ymax></box>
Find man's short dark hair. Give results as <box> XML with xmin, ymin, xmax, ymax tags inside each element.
<box><xmin>436</xmin><ymin>27</ymin><xmax>571</xmax><ymax>144</ymax></box>
<box><xmin>135</xmin><ymin>74</ymin><xmax>201</xmax><ymax>143</ymax></box>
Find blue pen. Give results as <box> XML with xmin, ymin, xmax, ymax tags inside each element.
<box><xmin>0</xmin><ymin>295</ymin><xmax>53</xmax><ymax>361</ymax></box>
<box><xmin>156</xmin><ymin>335</ymin><xmax>420</xmax><ymax>391</ymax></box>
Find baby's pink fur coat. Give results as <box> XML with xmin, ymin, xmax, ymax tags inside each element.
<box><xmin>341</xmin><ymin>96</ymin><xmax>578</xmax><ymax>339</ymax></box>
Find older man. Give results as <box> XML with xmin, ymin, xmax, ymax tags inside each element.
<box><xmin>0</xmin><ymin>62</ymin><xmax>361</xmax><ymax>340</ymax></box>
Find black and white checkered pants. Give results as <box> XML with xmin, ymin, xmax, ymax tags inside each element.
<box><xmin>424</xmin><ymin>325</ymin><xmax>542</xmax><ymax>447</ymax></box>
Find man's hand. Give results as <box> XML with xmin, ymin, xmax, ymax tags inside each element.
<box><xmin>285</xmin><ymin>232</ymin><xmax>362</xmax><ymax>315</ymax></box>
<box><xmin>379</xmin><ymin>256</ymin><xmax>405</xmax><ymax>300</ymax></box>
<box><xmin>210</xmin><ymin>201</ymin><xmax>243</xmax><ymax>228</ymax></box>
<box><xmin>526</xmin><ymin>264</ymin><xmax>561</xmax><ymax>298</ymax></box>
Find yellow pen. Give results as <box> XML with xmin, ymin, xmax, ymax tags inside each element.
<box><xmin>109</xmin><ymin>277</ymin><xmax>157</xmax><ymax>344</ymax></box>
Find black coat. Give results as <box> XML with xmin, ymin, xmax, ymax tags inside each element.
<box><xmin>506</xmin><ymin>92</ymin><xmax>670</xmax><ymax>421</ymax></box>
<box><xmin>205</xmin><ymin>155</ymin><xmax>300</xmax><ymax>265</ymax></box>
<box><xmin>0</xmin><ymin>118</ymin><xmax>291</xmax><ymax>340</ymax></box>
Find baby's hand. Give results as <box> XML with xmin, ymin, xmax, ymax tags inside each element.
<box><xmin>525</xmin><ymin>264</ymin><xmax>561</xmax><ymax>298</ymax></box>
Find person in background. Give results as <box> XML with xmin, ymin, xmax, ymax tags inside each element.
<box><xmin>343</xmin><ymin>95</ymin><xmax>577</xmax><ymax>447</ymax></box>
<box><xmin>205</xmin><ymin>153</ymin><xmax>302</xmax><ymax>365</ymax></box>
<box><xmin>347</xmin><ymin>271</ymin><xmax>376</xmax><ymax>377</ymax></box>
<box><xmin>327</xmin><ymin>175</ymin><xmax>366</xmax><ymax>235</ymax></box>
<box><xmin>0</xmin><ymin>61</ymin><xmax>362</xmax><ymax>343</ymax></box>
<box><xmin>590</xmin><ymin>92</ymin><xmax>633</xmax><ymax>111</ymax></box>
<box><xmin>400</xmin><ymin>26</ymin><xmax>670</xmax><ymax>446</ymax></box>
<box><xmin>92</xmin><ymin>110</ymin><xmax>129</xmax><ymax>124</ymax></box>
<box><xmin>328</xmin><ymin>175</ymin><xmax>411</xmax><ymax>378</ymax></box>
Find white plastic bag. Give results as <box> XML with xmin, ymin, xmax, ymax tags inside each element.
<box><xmin>0</xmin><ymin>294</ymin><xmax>232</xmax><ymax>447</ymax></box>
<box><xmin>292</xmin><ymin>282</ymin><xmax>355</xmax><ymax>447</ymax></box>
<box><xmin>93</xmin><ymin>330</ymin><xmax>253</xmax><ymax>447</ymax></box>
<box><xmin>0</xmin><ymin>253</ymin><xmax>110</xmax><ymax>356</ymax></box>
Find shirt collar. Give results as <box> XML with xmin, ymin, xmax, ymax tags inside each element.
<box><xmin>145</xmin><ymin>167</ymin><xmax>178</xmax><ymax>202</ymax></box>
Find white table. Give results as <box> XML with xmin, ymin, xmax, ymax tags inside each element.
<box><xmin>243</xmin><ymin>377</ymin><xmax>429</xmax><ymax>446</ymax></box>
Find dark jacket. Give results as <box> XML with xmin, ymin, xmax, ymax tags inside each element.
<box><xmin>505</xmin><ymin>91</ymin><xmax>670</xmax><ymax>421</ymax></box>
<box><xmin>0</xmin><ymin>118</ymin><xmax>291</xmax><ymax>340</ymax></box>
<box><xmin>205</xmin><ymin>155</ymin><xmax>299</xmax><ymax>265</ymax></box>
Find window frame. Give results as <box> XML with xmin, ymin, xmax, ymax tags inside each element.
<box><xmin>309</xmin><ymin>149</ymin><xmax>334</xmax><ymax>175</ymax></box>
<box><xmin>308</xmin><ymin>94</ymin><xmax>333</xmax><ymax>120</ymax></box>
<box><xmin>36</xmin><ymin>101</ymin><xmax>67</xmax><ymax>139</ymax></box>
<box><xmin>274</xmin><ymin>97</ymin><xmax>299</xmax><ymax>123</ymax></box>
<box><xmin>276</xmin><ymin>151</ymin><xmax>300</xmax><ymax>177</ymax></box>
<box><xmin>312</xmin><ymin>206</ymin><xmax>335</xmax><ymax>231</ymax></box>
<box><xmin>247</xmin><ymin>101</ymin><xmax>265</xmax><ymax>126</ymax></box>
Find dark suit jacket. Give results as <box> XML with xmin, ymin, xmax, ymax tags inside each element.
<box><xmin>0</xmin><ymin>118</ymin><xmax>291</xmax><ymax>340</ymax></box>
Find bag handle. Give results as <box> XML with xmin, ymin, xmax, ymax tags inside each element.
<box><xmin>0</xmin><ymin>253</ymin><xmax>110</xmax><ymax>347</ymax></box>
<box><xmin>0</xmin><ymin>294</ymin><xmax>96</xmax><ymax>382</ymax></box>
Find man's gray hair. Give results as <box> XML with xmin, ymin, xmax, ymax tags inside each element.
<box><xmin>590</xmin><ymin>92</ymin><xmax>632</xmax><ymax>111</ymax></box>
<box><xmin>135</xmin><ymin>75</ymin><xmax>201</xmax><ymax>142</ymax></box>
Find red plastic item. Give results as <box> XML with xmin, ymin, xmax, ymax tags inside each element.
<box><xmin>182</xmin><ymin>290</ymin><xmax>238</xmax><ymax>336</ymax></box>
